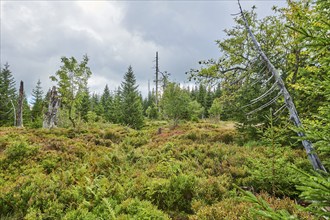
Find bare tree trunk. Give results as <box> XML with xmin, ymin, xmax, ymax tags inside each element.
<box><xmin>16</xmin><ymin>81</ymin><xmax>24</xmax><ymax>127</ymax></box>
<box><xmin>43</xmin><ymin>86</ymin><xmax>60</xmax><ymax>129</ymax></box>
<box><xmin>10</xmin><ymin>99</ymin><xmax>16</xmax><ymax>126</ymax></box>
<box><xmin>238</xmin><ymin>1</ymin><xmax>326</xmax><ymax>172</ymax></box>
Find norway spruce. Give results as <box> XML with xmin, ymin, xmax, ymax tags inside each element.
<box><xmin>0</xmin><ymin>63</ymin><xmax>16</xmax><ymax>126</ymax></box>
<box><xmin>120</xmin><ymin>66</ymin><xmax>144</xmax><ymax>129</ymax></box>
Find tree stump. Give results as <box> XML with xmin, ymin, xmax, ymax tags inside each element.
<box><xmin>43</xmin><ymin>86</ymin><xmax>60</xmax><ymax>129</ymax></box>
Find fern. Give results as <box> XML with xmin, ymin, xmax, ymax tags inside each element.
<box><xmin>293</xmin><ymin>167</ymin><xmax>330</xmax><ymax>219</ymax></box>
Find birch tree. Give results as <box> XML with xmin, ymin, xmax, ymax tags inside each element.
<box><xmin>50</xmin><ymin>55</ymin><xmax>92</xmax><ymax>128</ymax></box>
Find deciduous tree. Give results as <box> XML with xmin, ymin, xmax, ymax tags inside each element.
<box><xmin>160</xmin><ymin>82</ymin><xmax>191</xmax><ymax>126</ymax></box>
<box><xmin>50</xmin><ymin>55</ymin><xmax>92</xmax><ymax>127</ymax></box>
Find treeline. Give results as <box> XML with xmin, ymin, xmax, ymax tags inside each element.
<box><xmin>0</xmin><ymin>58</ymin><xmax>225</xmax><ymax>129</ymax></box>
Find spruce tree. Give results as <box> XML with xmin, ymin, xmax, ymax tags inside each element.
<box><xmin>101</xmin><ymin>84</ymin><xmax>112</xmax><ymax>121</ymax></box>
<box><xmin>204</xmin><ymin>87</ymin><xmax>213</xmax><ymax>117</ymax></box>
<box><xmin>144</xmin><ymin>90</ymin><xmax>158</xmax><ymax>119</ymax></box>
<box><xmin>90</xmin><ymin>93</ymin><xmax>103</xmax><ymax>117</ymax></box>
<box><xmin>197</xmin><ymin>84</ymin><xmax>207</xmax><ymax>117</ymax></box>
<box><xmin>0</xmin><ymin>63</ymin><xmax>16</xmax><ymax>126</ymax></box>
<box><xmin>78</xmin><ymin>88</ymin><xmax>91</xmax><ymax>122</ymax></box>
<box><xmin>214</xmin><ymin>83</ymin><xmax>222</xmax><ymax>98</ymax></box>
<box><xmin>31</xmin><ymin>79</ymin><xmax>44</xmax><ymax>126</ymax></box>
<box><xmin>120</xmin><ymin>66</ymin><xmax>144</xmax><ymax>129</ymax></box>
<box><xmin>111</xmin><ymin>88</ymin><xmax>122</xmax><ymax>124</ymax></box>
<box><xmin>23</xmin><ymin>92</ymin><xmax>32</xmax><ymax>127</ymax></box>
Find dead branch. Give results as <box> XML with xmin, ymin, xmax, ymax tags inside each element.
<box><xmin>238</xmin><ymin>0</ymin><xmax>326</xmax><ymax>172</ymax></box>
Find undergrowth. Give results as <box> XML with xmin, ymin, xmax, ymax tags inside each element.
<box><xmin>0</xmin><ymin>121</ymin><xmax>314</xmax><ymax>219</ymax></box>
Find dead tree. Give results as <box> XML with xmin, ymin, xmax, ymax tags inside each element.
<box><xmin>16</xmin><ymin>81</ymin><xmax>24</xmax><ymax>127</ymax></box>
<box><xmin>43</xmin><ymin>86</ymin><xmax>60</xmax><ymax>129</ymax></box>
<box><xmin>238</xmin><ymin>0</ymin><xmax>326</xmax><ymax>172</ymax></box>
<box><xmin>10</xmin><ymin>99</ymin><xmax>16</xmax><ymax>126</ymax></box>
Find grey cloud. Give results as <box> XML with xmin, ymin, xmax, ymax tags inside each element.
<box><xmin>1</xmin><ymin>1</ymin><xmax>286</xmax><ymax>101</ymax></box>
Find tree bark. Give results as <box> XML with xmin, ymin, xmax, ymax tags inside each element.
<box><xmin>10</xmin><ymin>99</ymin><xmax>16</xmax><ymax>126</ymax></box>
<box><xmin>16</xmin><ymin>81</ymin><xmax>24</xmax><ymax>127</ymax></box>
<box><xmin>43</xmin><ymin>86</ymin><xmax>60</xmax><ymax>129</ymax></box>
<box><xmin>238</xmin><ymin>1</ymin><xmax>326</xmax><ymax>172</ymax></box>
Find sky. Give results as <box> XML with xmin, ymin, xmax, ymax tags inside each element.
<box><xmin>0</xmin><ymin>0</ymin><xmax>287</xmax><ymax>103</ymax></box>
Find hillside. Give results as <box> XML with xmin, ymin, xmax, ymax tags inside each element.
<box><xmin>0</xmin><ymin>121</ymin><xmax>314</xmax><ymax>219</ymax></box>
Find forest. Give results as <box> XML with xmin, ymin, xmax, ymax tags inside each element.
<box><xmin>0</xmin><ymin>0</ymin><xmax>329</xmax><ymax>219</ymax></box>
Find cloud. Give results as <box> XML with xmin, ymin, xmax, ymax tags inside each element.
<box><xmin>0</xmin><ymin>1</ymin><xmax>286</xmax><ymax>103</ymax></box>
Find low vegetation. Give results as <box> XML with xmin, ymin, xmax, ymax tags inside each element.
<box><xmin>0</xmin><ymin>121</ymin><xmax>317</xmax><ymax>219</ymax></box>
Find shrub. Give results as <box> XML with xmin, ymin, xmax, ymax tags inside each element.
<box><xmin>190</xmin><ymin>197</ymin><xmax>253</xmax><ymax>220</ymax></box>
<box><xmin>4</xmin><ymin>141</ymin><xmax>39</xmax><ymax>161</ymax></box>
<box><xmin>118</xmin><ymin>198</ymin><xmax>170</xmax><ymax>219</ymax></box>
<box><xmin>165</xmin><ymin>174</ymin><xmax>196</xmax><ymax>213</ymax></box>
<box><xmin>195</xmin><ymin>175</ymin><xmax>232</xmax><ymax>204</ymax></box>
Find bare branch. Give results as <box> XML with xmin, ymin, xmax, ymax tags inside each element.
<box><xmin>238</xmin><ymin>0</ymin><xmax>326</xmax><ymax>172</ymax></box>
<box><xmin>273</xmin><ymin>103</ymin><xmax>287</xmax><ymax>116</ymax></box>
<box><xmin>247</xmin><ymin>90</ymin><xmax>282</xmax><ymax>115</ymax></box>
<box><xmin>250</xmin><ymin>81</ymin><xmax>278</xmax><ymax>103</ymax></box>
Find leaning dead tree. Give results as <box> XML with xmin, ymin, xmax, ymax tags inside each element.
<box><xmin>238</xmin><ymin>1</ymin><xmax>326</xmax><ymax>172</ymax></box>
<box><xmin>43</xmin><ymin>86</ymin><xmax>60</xmax><ymax>129</ymax></box>
<box><xmin>16</xmin><ymin>81</ymin><xmax>24</xmax><ymax>127</ymax></box>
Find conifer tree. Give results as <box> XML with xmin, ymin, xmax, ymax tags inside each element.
<box><xmin>204</xmin><ymin>87</ymin><xmax>213</xmax><ymax>117</ymax></box>
<box><xmin>111</xmin><ymin>88</ymin><xmax>122</xmax><ymax>124</ymax></box>
<box><xmin>90</xmin><ymin>93</ymin><xmax>103</xmax><ymax>117</ymax></box>
<box><xmin>197</xmin><ymin>84</ymin><xmax>207</xmax><ymax>117</ymax></box>
<box><xmin>78</xmin><ymin>88</ymin><xmax>91</xmax><ymax>122</ymax></box>
<box><xmin>101</xmin><ymin>84</ymin><xmax>113</xmax><ymax>121</ymax></box>
<box><xmin>31</xmin><ymin>79</ymin><xmax>44</xmax><ymax>126</ymax></box>
<box><xmin>23</xmin><ymin>92</ymin><xmax>32</xmax><ymax>127</ymax></box>
<box><xmin>144</xmin><ymin>90</ymin><xmax>158</xmax><ymax>119</ymax></box>
<box><xmin>0</xmin><ymin>63</ymin><xmax>16</xmax><ymax>126</ymax></box>
<box><xmin>120</xmin><ymin>66</ymin><xmax>144</xmax><ymax>129</ymax></box>
<box><xmin>214</xmin><ymin>83</ymin><xmax>222</xmax><ymax>98</ymax></box>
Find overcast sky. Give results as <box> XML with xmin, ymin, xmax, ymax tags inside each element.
<box><xmin>1</xmin><ymin>0</ymin><xmax>287</xmax><ymax>102</ymax></box>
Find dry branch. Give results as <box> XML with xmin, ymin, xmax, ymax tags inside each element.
<box><xmin>238</xmin><ymin>0</ymin><xmax>326</xmax><ymax>171</ymax></box>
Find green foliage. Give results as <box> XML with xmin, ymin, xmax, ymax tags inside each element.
<box><xmin>294</xmin><ymin>168</ymin><xmax>330</xmax><ymax>219</ymax></box>
<box><xmin>77</xmin><ymin>88</ymin><xmax>91</xmax><ymax>123</ymax></box>
<box><xmin>0</xmin><ymin>63</ymin><xmax>16</xmax><ymax>126</ymax></box>
<box><xmin>118</xmin><ymin>198</ymin><xmax>170</xmax><ymax>219</ymax></box>
<box><xmin>31</xmin><ymin>79</ymin><xmax>44</xmax><ymax>127</ymax></box>
<box><xmin>145</xmin><ymin>103</ymin><xmax>159</xmax><ymax>119</ymax></box>
<box><xmin>235</xmin><ymin>185</ymin><xmax>299</xmax><ymax>220</ymax></box>
<box><xmin>0</xmin><ymin>121</ymin><xmax>313</xmax><ymax>219</ymax></box>
<box><xmin>208</xmin><ymin>98</ymin><xmax>223</xmax><ymax>121</ymax></box>
<box><xmin>4</xmin><ymin>141</ymin><xmax>39</xmax><ymax>162</ymax></box>
<box><xmin>101</xmin><ymin>84</ymin><xmax>113</xmax><ymax>122</ymax></box>
<box><xmin>50</xmin><ymin>55</ymin><xmax>92</xmax><ymax>128</ymax></box>
<box><xmin>143</xmin><ymin>91</ymin><xmax>158</xmax><ymax>119</ymax></box>
<box><xmin>160</xmin><ymin>82</ymin><xmax>191</xmax><ymax>126</ymax></box>
<box><xmin>283</xmin><ymin>0</ymin><xmax>330</xmax><ymax>171</ymax></box>
<box><xmin>190</xmin><ymin>197</ymin><xmax>253</xmax><ymax>220</ymax></box>
<box><xmin>188</xmin><ymin>100</ymin><xmax>204</xmax><ymax>122</ymax></box>
<box><xmin>119</xmin><ymin>66</ymin><xmax>144</xmax><ymax>129</ymax></box>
